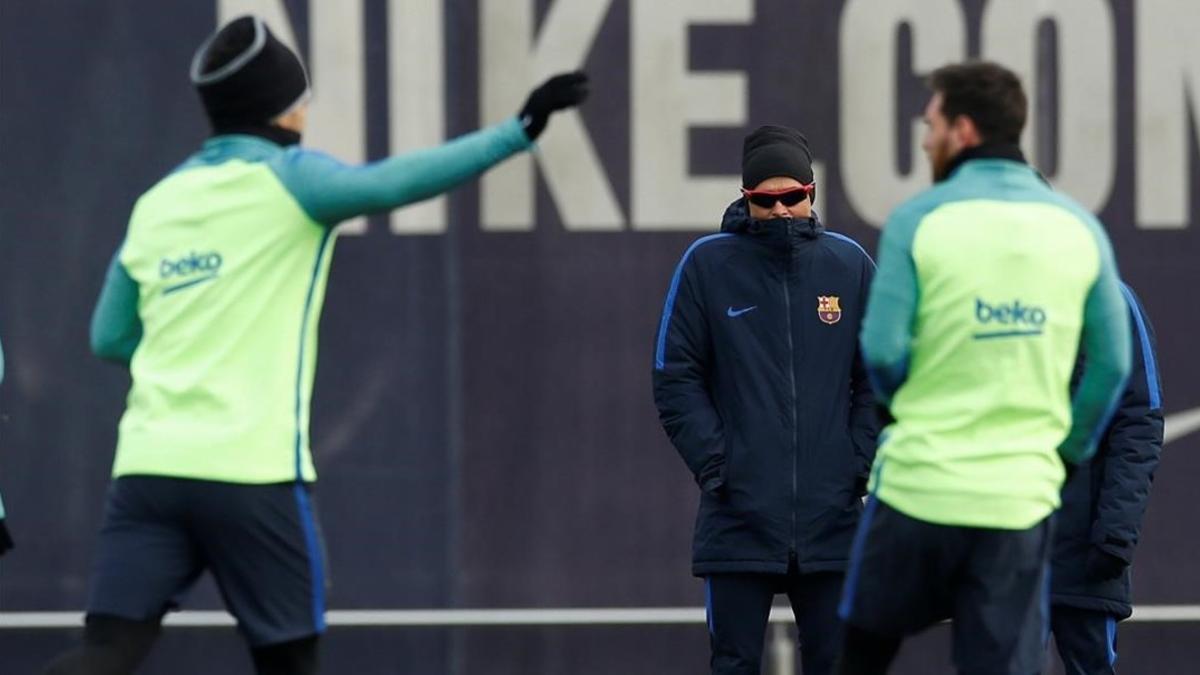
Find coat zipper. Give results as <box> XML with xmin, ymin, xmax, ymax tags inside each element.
<box><xmin>783</xmin><ymin>251</ymin><xmax>799</xmax><ymax>559</ymax></box>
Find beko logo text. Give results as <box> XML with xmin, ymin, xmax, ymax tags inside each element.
<box><xmin>974</xmin><ymin>298</ymin><xmax>1046</xmax><ymax>339</ymax></box>
<box><xmin>975</xmin><ymin>298</ymin><xmax>1047</xmax><ymax>326</ymax></box>
<box><xmin>160</xmin><ymin>252</ymin><xmax>223</xmax><ymax>278</ymax></box>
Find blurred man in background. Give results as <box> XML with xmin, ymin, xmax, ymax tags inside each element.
<box><xmin>839</xmin><ymin>61</ymin><xmax>1131</xmax><ymax>674</ymax></box>
<box><xmin>653</xmin><ymin>125</ymin><xmax>879</xmax><ymax>675</ymax></box>
<box><xmin>1050</xmin><ymin>283</ymin><xmax>1163</xmax><ymax>674</ymax></box>
<box><xmin>43</xmin><ymin>15</ymin><xmax>587</xmax><ymax>675</ymax></box>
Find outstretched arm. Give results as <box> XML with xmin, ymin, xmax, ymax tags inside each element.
<box><xmin>275</xmin><ymin>72</ymin><xmax>590</xmax><ymax>227</ymax></box>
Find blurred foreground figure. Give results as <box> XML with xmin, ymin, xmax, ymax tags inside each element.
<box><xmin>44</xmin><ymin>15</ymin><xmax>586</xmax><ymax>675</ymax></box>
<box><xmin>653</xmin><ymin>125</ymin><xmax>879</xmax><ymax>675</ymax></box>
<box><xmin>1050</xmin><ymin>284</ymin><xmax>1163</xmax><ymax>674</ymax></box>
<box><xmin>837</xmin><ymin>61</ymin><xmax>1131</xmax><ymax>674</ymax></box>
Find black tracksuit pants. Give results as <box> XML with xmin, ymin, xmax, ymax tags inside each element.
<box><xmin>706</xmin><ymin>568</ymin><xmax>843</xmax><ymax>675</ymax></box>
<box><xmin>1051</xmin><ymin>606</ymin><xmax>1119</xmax><ymax>675</ymax></box>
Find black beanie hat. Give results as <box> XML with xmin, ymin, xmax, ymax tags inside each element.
<box><xmin>741</xmin><ymin>125</ymin><xmax>814</xmax><ymax>188</ymax></box>
<box><xmin>190</xmin><ymin>16</ymin><xmax>310</xmax><ymax>130</ymax></box>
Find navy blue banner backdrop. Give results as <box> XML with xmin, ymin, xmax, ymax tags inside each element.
<box><xmin>1</xmin><ymin>1</ymin><xmax>1196</xmax><ymax>673</ymax></box>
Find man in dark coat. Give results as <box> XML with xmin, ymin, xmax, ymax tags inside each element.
<box><xmin>653</xmin><ymin>125</ymin><xmax>879</xmax><ymax>675</ymax></box>
<box><xmin>1050</xmin><ymin>283</ymin><xmax>1164</xmax><ymax>674</ymax></box>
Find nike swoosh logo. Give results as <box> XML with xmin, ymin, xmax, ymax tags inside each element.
<box><xmin>727</xmin><ymin>305</ymin><xmax>758</xmax><ymax>318</ymax></box>
<box><xmin>162</xmin><ymin>274</ymin><xmax>218</xmax><ymax>296</ymax></box>
<box><xmin>1165</xmin><ymin>406</ymin><xmax>1200</xmax><ymax>446</ymax></box>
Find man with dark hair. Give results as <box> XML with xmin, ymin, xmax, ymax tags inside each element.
<box><xmin>922</xmin><ymin>61</ymin><xmax>1028</xmax><ymax>176</ymax></box>
<box><xmin>1050</xmin><ymin>283</ymin><xmax>1163</xmax><ymax>674</ymax></box>
<box><xmin>654</xmin><ymin>125</ymin><xmax>879</xmax><ymax>675</ymax></box>
<box><xmin>43</xmin><ymin>15</ymin><xmax>587</xmax><ymax>675</ymax></box>
<box><xmin>837</xmin><ymin>61</ymin><xmax>1131</xmax><ymax>674</ymax></box>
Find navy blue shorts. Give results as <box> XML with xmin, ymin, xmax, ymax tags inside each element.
<box><xmin>839</xmin><ymin>498</ymin><xmax>1051</xmax><ymax>675</ymax></box>
<box><xmin>86</xmin><ymin>476</ymin><xmax>328</xmax><ymax>646</ymax></box>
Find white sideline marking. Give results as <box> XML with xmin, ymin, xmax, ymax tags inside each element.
<box><xmin>0</xmin><ymin>606</ymin><xmax>1198</xmax><ymax>629</ymax></box>
<box><xmin>1164</xmin><ymin>406</ymin><xmax>1200</xmax><ymax>445</ymax></box>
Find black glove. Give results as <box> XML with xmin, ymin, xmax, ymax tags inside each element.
<box><xmin>854</xmin><ymin>474</ymin><xmax>869</xmax><ymax>498</ymax></box>
<box><xmin>874</xmin><ymin>402</ymin><xmax>895</xmax><ymax>428</ymax></box>
<box><xmin>1085</xmin><ymin>546</ymin><xmax>1127</xmax><ymax>582</ymax></box>
<box><xmin>1062</xmin><ymin>459</ymin><xmax>1080</xmax><ymax>484</ymax></box>
<box><xmin>518</xmin><ymin>71</ymin><xmax>590</xmax><ymax>141</ymax></box>
<box><xmin>0</xmin><ymin>519</ymin><xmax>13</xmax><ymax>557</ymax></box>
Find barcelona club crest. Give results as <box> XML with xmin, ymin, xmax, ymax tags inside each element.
<box><xmin>817</xmin><ymin>296</ymin><xmax>842</xmax><ymax>325</ymax></box>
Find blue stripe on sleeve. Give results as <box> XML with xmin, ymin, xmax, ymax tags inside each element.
<box><xmin>654</xmin><ymin>234</ymin><xmax>732</xmax><ymax>370</ymax></box>
<box><xmin>1120</xmin><ymin>284</ymin><xmax>1162</xmax><ymax>410</ymax></box>
<box><xmin>825</xmin><ymin>231</ymin><xmax>876</xmax><ymax>269</ymax></box>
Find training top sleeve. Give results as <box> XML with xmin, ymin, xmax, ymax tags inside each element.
<box><xmin>1057</xmin><ymin>222</ymin><xmax>1132</xmax><ymax>464</ymax></box>
<box><xmin>90</xmin><ymin>247</ymin><xmax>143</xmax><ymax>365</ymax></box>
<box><xmin>859</xmin><ymin>204</ymin><xmax>922</xmax><ymax>404</ymax></box>
<box><xmin>271</xmin><ymin>117</ymin><xmax>533</xmax><ymax>227</ymax></box>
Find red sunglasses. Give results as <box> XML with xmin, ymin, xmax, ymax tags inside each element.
<box><xmin>741</xmin><ymin>184</ymin><xmax>815</xmax><ymax>208</ymax></box>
